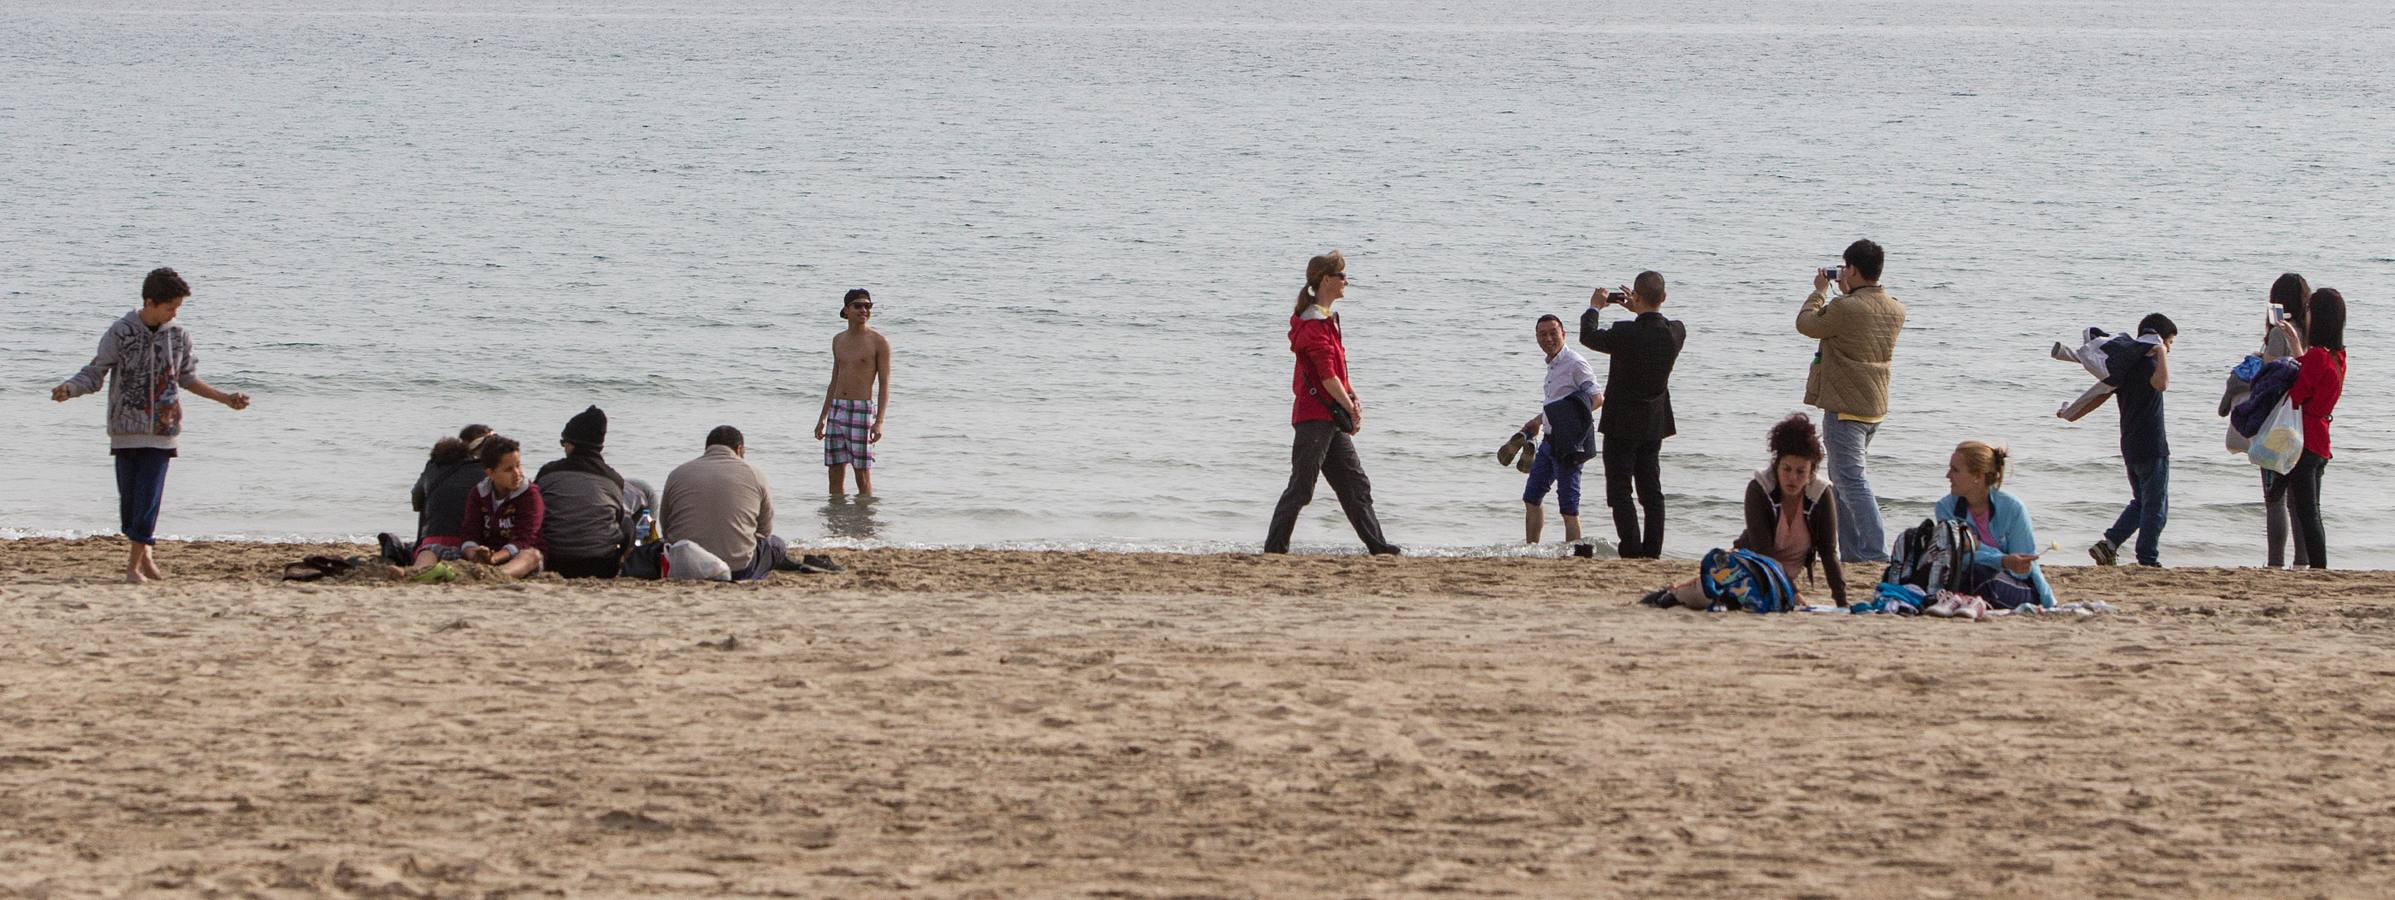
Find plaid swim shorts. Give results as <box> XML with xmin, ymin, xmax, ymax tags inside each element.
<box><xmin>824</xmin><ymin>399</ymin><xmax>875</xmax><ymax>469</ymax></box>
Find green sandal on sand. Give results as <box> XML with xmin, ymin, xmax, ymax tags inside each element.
<box><xmin>409</xmin><ymin>561</ymin><xmax>460</xmax><ymax>584</ymax></box>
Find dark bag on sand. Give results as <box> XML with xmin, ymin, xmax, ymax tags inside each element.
<box><xmin>619</xmin><ymin>541</ymin><xmax>668</xmax><ymax>580</ymax></box>
<box><xmin>283</xmin><ymin>555</ymin><xmax>362</xmax><ymax>582</ymax></box>
<box><xmin>1882</xmin><ymin>519</ymin><xmax>1978</xmax><ymax>594</ymax></box>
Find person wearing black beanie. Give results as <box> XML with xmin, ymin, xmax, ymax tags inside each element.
<box><xmin>537</xmin><ymin>405</ymin><xmax>637</xmax><ymax>578</ymax></box>
<box><xmin>562</xmin><ymin>405</ymin><xmax>608</xmax><ymax>451</ymax></box>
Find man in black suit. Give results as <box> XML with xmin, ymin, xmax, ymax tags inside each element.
<box><xmin>1579</xmin><ymin>271</ymin><xmax>1687</xmax><ymax>559</ymax></box>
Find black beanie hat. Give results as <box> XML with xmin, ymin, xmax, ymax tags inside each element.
<box><xmin>562</xmin><ymin>405</ymin><xmax>608</xmax><ymax>450</ymax></box>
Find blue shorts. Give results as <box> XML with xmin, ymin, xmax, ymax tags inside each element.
<box><xmin>1522</xmin><ymin>441</ymin><xmax>1583</xmax><ymax>517</ymax></box>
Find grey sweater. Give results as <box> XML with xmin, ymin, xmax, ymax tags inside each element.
<box><xmin>60</xmin><ymin>310</ymin><xmax>200</xmax><ymax>450</ymax></box>
<box><xmin>660</xmin><ymin>446</ymin><xmax>774</xmax><ymax>571</ymax></box>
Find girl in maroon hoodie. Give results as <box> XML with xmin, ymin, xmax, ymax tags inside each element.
<box><xmin>1264</xmin><ymin>250</ymin><xmax>1400</xmax><ymax>556</ymax></box>
<box><xmin>460</xmin><ymin>435</ymin><xmax>548</xmax><ymax>578</ymax></box>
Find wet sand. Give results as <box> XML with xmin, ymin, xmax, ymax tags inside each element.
<box><xmin>3</xmin><ymin>537</ymin><xmax>2392</xmax><ymax>897</ymax></box>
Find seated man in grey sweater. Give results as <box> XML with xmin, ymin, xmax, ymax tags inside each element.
<box><xmin>659</xmin><ymin>425</ymin><xmax>831</xmax><ymax>581</ymax></box>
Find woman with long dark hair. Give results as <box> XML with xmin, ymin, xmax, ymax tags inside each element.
<box><xmin>2279</xmin><ymin>288</ymin><xmax>2346</xmax><ymax>568</ymax></box>
<box><xmin>2255</xmin><ymin>273</ymin><xmax>2310</xmax><ymax>567</ymax></box>
<box><xmin>1263</xmin><ymin>250</ymin><xmax>1400</xmax><ymax>556</ymax></box>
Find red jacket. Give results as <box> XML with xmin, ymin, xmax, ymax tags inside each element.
<box><xmin>1288</xmin><ymin>310</ymin><xmax>1352</xmax><ymax>425</ymax></box>
<box><xmin>462</xmin><ymin>480</ymin><xmax>547</xmax><ymax>555</ymax></box>
<box><xmin>2288</xmin><ymin>346</ymin><xmax>2345</xmax><ymax>459</ymax></box>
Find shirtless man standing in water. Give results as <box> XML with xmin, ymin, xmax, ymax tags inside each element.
<box><xmin>814</xmin><ymin>288</ymin><xmax>892</xmax><ymax>495</ymax></box>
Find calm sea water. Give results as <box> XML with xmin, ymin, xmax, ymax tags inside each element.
<box><xmin>4</xmin><ymin>0</ymin><xmax>2390</xmax><ymax>567</ymax></box>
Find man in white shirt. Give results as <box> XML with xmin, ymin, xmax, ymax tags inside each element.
<box><xmin>1510</xmin><ymin>315</ymin><xmax>1603</xmax><ymax>544</ymax></box>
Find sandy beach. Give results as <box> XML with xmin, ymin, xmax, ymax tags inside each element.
<box><xmin>3</xmin><ymin>537</ymin><xmax>2393</xmax><ymax>897</ymax></box>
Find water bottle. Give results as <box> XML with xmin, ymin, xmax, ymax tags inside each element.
<box><xmin>633</xmin><ymin>508</ymin><xmax>656</xmax><ymax>546</ymax></box>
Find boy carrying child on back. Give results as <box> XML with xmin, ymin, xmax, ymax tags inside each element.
<box><xmin>2060</xmin><ymin>313</ymin><xmax>2176</xmax><ymax>567</ymax></box>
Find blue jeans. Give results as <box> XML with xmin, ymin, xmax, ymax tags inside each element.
<box><xmin>1521</xmin><ymin>441</ymin><xmax>1582</xmax><ymax>517</ymax></box>
<box><xmin>1821</xmin><ymin>415</ymin><xmax>1887</xmax><ymax>562</ymax></box>
<box><xmin>2103</xmin><ymin>457</ymin><xmax>2169</xmax><ymax>566</ymax></box>
<box><xmin>113</xmin><ymin>448</ymin><xmax>173</xmax><ymax>546</ymax></box>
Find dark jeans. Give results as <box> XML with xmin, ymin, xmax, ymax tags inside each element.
<box><xmin>548</xmin><ymin>555</ymin><xmax>622</xmax><ymax>579</ymax></box>
<box><xmin>1521</xmin><ymin>440</ymin><xmax>1583</xmax><ymax>517</ymax></box>
<box><xmin>2287</xmin><ymin>451</ymin><xmax>2329</xmax><ymax>569</ymax></box>
<box><xmin>2262</xmin><ymin>469</ymin><xmax>2308</xmax><ymax>568</ymax></box>
<box><xmin>1265</xmin><ymin>421</ymin><xmax>1394</xmax><ymax>554</ymax></box>
<box><xmin>1601</xmin><ymin>436</ymin><xmax>1664</xmax><ymax>559</ymax></box>
<box><xmin>733</xmin><ymin>535</ymin><xmax>792</xmax><ymax>582</ymax></box>
<box><xmin>1966</xmin><ymin>563</ymin><xmax>2040</xmax><ymax>610</ymax></box>
<box><xmin>112</xmin><ymin>448</ymin><xmax>174</xmax><ymax>546</ymax></box>
<box><xmin>2102</xmin><ymin>456</ymin><xmax>2169</xmax><ymax>566</ymax></box>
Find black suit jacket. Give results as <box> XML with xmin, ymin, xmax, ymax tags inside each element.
<box><xmin>1579</xmin><ymin>307</ymin><xmax>1687</xmax><ymax>441</ymax></box>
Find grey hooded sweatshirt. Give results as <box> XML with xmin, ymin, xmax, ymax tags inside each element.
<box><xmin>60</xmin><ymin>310</ymin><xmax>200</xmax><ymax>451</ymax></box>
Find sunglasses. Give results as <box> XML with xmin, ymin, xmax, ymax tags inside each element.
<box><xmin>848</xmin><ymin>301</ymin><xmax>873</xmax><ymax>310</ymax></box>
<box><xmin>1327</xmin><ymin>272</ymin><xmax>1348</xmax><ymax>281</ymax></box>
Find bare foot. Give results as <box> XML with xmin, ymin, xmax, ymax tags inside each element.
<box><xmin>123</xmin><ymin>569</ymin><xmax>148</xmax><ymax>585</ymax></box>
<box><xmin>139</xmin><ymin>559</ymin><xmax>167</xmax><ymax>582</ymax></box>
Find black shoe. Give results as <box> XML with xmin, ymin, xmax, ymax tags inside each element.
<box><xmin>377</xmin><ymin>533</ymin><xmax>413</xmax><ymax>567</ymax></box>
<box><xmin>774</xmin><ymin>552</ymin><xmax>846</xmax><ymax>574</ymax></box>
<box><xmin>1637</xmin><ymin>587</ymin><xmax>1676</xmax><ymax>608</ymax></box>
<box><xmin>1370</xmin><ymin>545</ymin><xmax>1405</xmax><ymax>557</ymax></box>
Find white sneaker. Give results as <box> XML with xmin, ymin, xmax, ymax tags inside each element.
<box><xmin>1955</xmin><ymin>596</ymin><xmax>1989</xmax><ymax>621</ymax></box>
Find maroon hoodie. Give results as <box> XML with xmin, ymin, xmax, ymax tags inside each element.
<box><xmin>1288</xmin><ymin>309</ymin><xmax>1352</xmax><ymax>425</ymax></box>
<box><xmin>461</xmin><ymin>479</ymin><xmax>547</xmax><ymax>555</ymax></box>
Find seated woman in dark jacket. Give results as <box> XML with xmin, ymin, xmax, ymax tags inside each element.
<box><xmin>1640</xmin><ymin>414</ymin><xmax>1847</xmax><ymax>608</ymax></box>
<box><xmin>385</xmin><ymin>424</ymin><xmax>493</xmax><ymax>567</ymax></box>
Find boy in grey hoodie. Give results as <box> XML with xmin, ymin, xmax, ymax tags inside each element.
<box><xmin>50</xmin><ymin>268</ymin><xmax>251</xmax><ymax>583</ymax></box>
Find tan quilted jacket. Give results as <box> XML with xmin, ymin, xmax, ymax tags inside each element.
<box><xmin>1797</xmin><ymin>285</ymin><xmax>1906</xmax><ymax>417</ymax></box>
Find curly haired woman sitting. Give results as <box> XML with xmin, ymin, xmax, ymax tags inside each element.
<box><xmin>1641</xmin><ymin>414</ymin><xmax>1847</xmax><ymax>609</ymax></box>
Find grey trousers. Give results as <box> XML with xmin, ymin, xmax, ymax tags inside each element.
<box><xmin>1265</xmin><ymin>420</ymin><xmax>1394</xmax><ymax>554</ymax></box>
<box><xmin>2263</xmin><ymin>469</ymin><xmax>2308</xmax><ymax>568</ymax></box>
<box><xmin>733</xmin><ymin>535</ymin><xmax>791</xmax><ymax>582</ymax></box>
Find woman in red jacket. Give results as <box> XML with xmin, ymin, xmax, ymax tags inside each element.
<box><xmin>2278</xmin><ymin>288</ymin><xmax>2347</xmax><ymax>568</ymax></box>
<box><xmin>1264</xmin><ymin>250</ymin><xmax>1400</xmax><ymax>556</ymax></box>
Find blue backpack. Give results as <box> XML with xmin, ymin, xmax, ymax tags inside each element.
<box><xmin>1699</xmin><ymin>548</ymin><xmax>1799</xmax><ymax>613</ymax></box>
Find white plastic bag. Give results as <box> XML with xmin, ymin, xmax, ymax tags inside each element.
<box><xmin>2246</xmin><ymin>397</ymin><xmax>2304</xmax><ymax>474</ymax></box>
<box><xmin>663</xmin><ymin>540</ymin><xmax>733</xmax><ymax>581</ymax></box>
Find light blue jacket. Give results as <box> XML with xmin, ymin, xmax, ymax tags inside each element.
<box><xmin>1933</xmin><ymin>490</ymin><xmax>2058</xmax><ymax>608</ymax></box>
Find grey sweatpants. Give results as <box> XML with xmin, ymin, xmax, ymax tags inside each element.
<box><xmin>1264</xmin><ymin>420</ymin><xmax>1394</xmax><ymax>554</ymax></box>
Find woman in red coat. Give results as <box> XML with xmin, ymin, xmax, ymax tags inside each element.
<box><xmin>1263</xmin><ymin>250</ymin><xmax>1400</xmax><ymax>556</ymax></box>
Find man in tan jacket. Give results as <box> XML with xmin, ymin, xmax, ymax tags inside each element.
<box><xmin>1797</xmin><ymin>239</ymin><xmax>1906</xmax><ymax>563</ymax></box>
